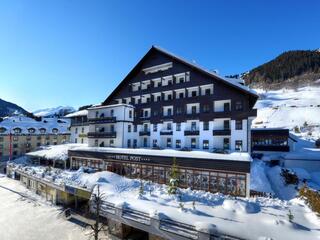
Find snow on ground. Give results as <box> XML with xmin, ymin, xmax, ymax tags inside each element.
<box><xmin>253</xmin><ymin>86</ymin><xmax>320</xmax><ymax>141</ymax></box>
<box><xmin>250</xmin><ymin>160</ymin><xmax>274</xmax><ymax>194</ymax></box>
<box><xmin>0</xmin><ymin>176</ymin><xmax>87</xmax><ymax>240</ymax></box>
<box><xmin>8</xmin><ymin>163</ymin><xmax>320</xmax><ymax>240</ymax></box>
<box><xmin>26</xmin><ymin>143</ymin><xmax>86</xmax><ymax>161</ymax></box>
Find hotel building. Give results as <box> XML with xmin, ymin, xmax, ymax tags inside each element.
<box><xmin>68</xmin><ymin>46</ymin><xmax>259</xmax><ymax>197</ymax></box>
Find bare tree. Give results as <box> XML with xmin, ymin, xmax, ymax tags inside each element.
<box><xmin>87</xmin><ymin>185</ymin><xmax>107</xmax><ymax>240</ymax></box>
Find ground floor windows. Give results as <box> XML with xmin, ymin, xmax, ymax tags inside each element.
<box><xmin>191</xmin><ymin>138</ymin><xmax>196</xmax><ymax>148</ymax></box>
<box><xmin>167</xmin><ymin>138</ymin><xmax>172</xmax><ymax>148</ymax></box>
<box><xmin>223</xmin><ymin>138</ymin><xmax>230</xmax><ymax>150</ymax></box>
<box><xmin>203</xmin><ymin>140</ymin><xmax>209</xmax><ymax>149</ymax></box>
<box><xmin>153</xmin><ymin>139</ymin><xmax>158</xmax><ymax>147</ymax></box>
<box><xmin>70</xmin><ymin>157</ymin><xmax>247</xmax><ymax>197</ymax></box>
<box><xmin>176</xmin><ymin>139</ymin><xmax>181</xmax><ymax>148</ymax></box>
<box><xmin>235</xmin><ymin>140</ymin><xmax>243</xmax><ymax>151</ymax></box>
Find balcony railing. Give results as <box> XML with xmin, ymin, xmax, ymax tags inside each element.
<box><xmin>139</xmin><ymin>130</ymin><xmax>150</xmax><ymax>136</ymax></box>
<box><xmin>160</xmin><ymin>130</ymin><xmax>173</xmax><ymax>135</ymax></box>
<box><xmin>88</xmin><ymin>117</ymin><xmax>116</xmax><ymax>124</ymax></box>
<box><xmin>212</xmin><ymin>129</ymin><xmax>231</xmax><ymax>136</ymax></box>
<box><xmin>87</xmin><ymin>132</ymin><xmax>117</xmax><ymax>138</ymax></box>
<box><xmin>184</xmin><ymin>130</ymin><xmax>199</xmax><ymax>136</ymax></box>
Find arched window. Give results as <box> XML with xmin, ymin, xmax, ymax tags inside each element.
<box><xmin>28</xmin><ymin>128</ymin><xmax>35</xmax><ymax>133</ymax></box>
<box><xmin>52</xmin><ymin>128</ymin><xmax>58</xmax><ymax>134</ymax></box>
<box><xmin>13</xmin><ymin>128</ymin><xmax>22</xmax><ymax>134</ymax></box>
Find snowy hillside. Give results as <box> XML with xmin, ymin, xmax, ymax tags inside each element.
<box><xmin>253</xmin><ymin>86</ymin><xmax>320</xmax><ymax>142</ymax></box>
<box><xmin>33</xmin><ymin>106</ymin><xmax>75</xmax><ymax>118</ymax></box>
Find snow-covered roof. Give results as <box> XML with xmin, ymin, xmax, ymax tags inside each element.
<box><xmin>71</xmin><ymin>146</ymin><xmax>252</xmax><ymax>162</ymax></box>
<box><xmin>0</xmin><ymin>116</ymin><xmax>70</xmax><ymax>135</ymax></box>
<box><xmin>26</xmin><ymin>144</ymin><xmax>86</xmax><ymax>161</ymax></box>
<box><xmin>87</xmin><ymin>103</ymin><xmax>135</xmax><ymax>110</ymax></box>
<box><xmin>33</xmin><ymin>106</ymin><xmax>75</xmax><ymax>117</ymax></box>
<box><xmin>65</xmin><ymin>109</ymin><xmax>88</xmax><ymax>118</ymax></box>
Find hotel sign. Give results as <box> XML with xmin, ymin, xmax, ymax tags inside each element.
<box><xmin>108</xmin><ymin>154</ymin><xmax>151</xmax><ymax>162</ymax></box>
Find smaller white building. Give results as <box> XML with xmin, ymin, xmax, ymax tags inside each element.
<box><xmin>65</xmin><ymin>110</ymin><xmax>89</xmax><ymax>144</ymax></box>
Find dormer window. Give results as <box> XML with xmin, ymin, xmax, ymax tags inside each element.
<box><xmin>52</xmin><ymin>128</ymin><xmax>58</xmax><ymax>134</ymax></box>
<box><xmin>39</xmin><ymin>128</ymin><xmax>46</xmax><ymax>134</ymax></box>
<box><xmin>28</xmin><ymin>128</ymin><xmax>35</xmax><ymax>134</ymax></box>
<box><xmin>13</xmin><ymin>128</ymin><xmax>22</xmax><ymax>134</ymax></box>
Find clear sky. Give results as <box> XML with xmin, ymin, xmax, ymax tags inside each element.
<box><xmin>0</xmin><ymin>0</ymin><xmax>319</xmax><ymax>112</ymax></box>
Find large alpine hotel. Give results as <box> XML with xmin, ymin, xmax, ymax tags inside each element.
<box><xmin>67</xmin><ymin>46</ymin><xmax>258</xmax><ymax>197</ymax></box>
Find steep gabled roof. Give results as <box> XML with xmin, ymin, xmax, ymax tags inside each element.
<box><xmin>103</xmin><ymin>46</ymin><xmax>258</xmax><ymax>105</ymax></box>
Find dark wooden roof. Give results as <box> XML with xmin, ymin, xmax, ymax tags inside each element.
<box><xmin>102</xmin><ymin>46</ymin><xmax>259</xmax><ymax>105</ymax></box>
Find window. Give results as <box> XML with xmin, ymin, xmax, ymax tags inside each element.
<box><xmin>191</xmin><ymin>122</ymin><xmax>197</xmax><ymax>131</ymax></box>
<box><xmin>223</xmin><ymin>138</ymin><xmax>230</xmax><ymax>150</ymax></box>
<box><xmin>205</xmin><ymin>88</ymin><xmax>211</xmax><ymax>95</ymax></box>
<box><xmin>235</xmin><ymin>101</ymin><xmax>243</xmax><ymax>111</ymax></box>
<box><xmin>129</xmin><ymin>110</ymin><xmax>132</xmax><ymax>118</ymax></box>
<box><xmin>109</xmin><ymin>140</ymin><xmax>114</xmax><ymax>147</ymax></box>
<box><xmin>110</xmin><ymin>125</ymin><xmax>115</xmax><ymax>132</ymax></box>
<box><xmin>81</xmin><ymin>127</ymin><xmax>84</xmax><ymax>133</ymax></box>
<box><xmin>153</xmin><ymin>124</ymin><xmax>157</xmax><ymax>132</ymax></box>
<box><xmin>179</xmin><ymin>92</ymin><xmax>184</xmax><ymax>99</ymax></box>
<box><xmin>167</xmin><ymin>108</ymin><xmax>172</xmax><ymax>116</ymax></box>
<box><xmin>127</xmin><ymin>139</ymin><xmax>131</xmax><ymax>148</ymax></box>
<box><xmin>13</xmin><ymin>143</ymin><xmax>18</xmax><ymax>148</ymax></box>
<box><xmin>0</xmin><ymin>137</ymin><xmax>3</xmax><ymax>142</ymax></box>
<box><xmin>134</xmin><ymin>125</ymin><xmax>137</xmax><ymax>132</ymax></box>
<box><xmin>37</xmin><ymin>136</ymin><xmax>41</xmax><ymax>140</ymax></box>
<box><xmin>13</xmin><ymin>136</ymin><xmax>18</xmax><ymax>141</ymax></box>
<box><xmin>75</xmin><ymin>138</ymin><xmax>78</xmax><ymax>143</ymax></box>
<box><xmin>224</xmin><ymin>102</ymin><xmax>230</xmax><ymax>112</ymax></box>
<box><xmin>167</xmin><ymin>123</ymin><xmax>172</xmax><ymax>130</ymax></box>
<box><xmin>157</xmin><ymin>96</ymin><xmax>161</xmax><ymax>102</ymax></box>
<box><xmin>236</xmin><ymin>120</ymin><xmax>243</xmax><ymax>130</ymax></box>
<box><xmin>75</xmin><ymin>128</ymin><xmax>78</xmax><ymax>134</ymax></box>
<box><xmin>37</xmin><ymin>142</ymin><xmax>41</xmax><ymax>147</ymax></box>
<box><xmin>143</xmin><ymin>124</ymin><xmax>148</xmax><ymax>132</ymax></box>
<box><xmin>111</xmin><ymin>110</ymin><xmax>114</xmax><ymax>117</ymax></box>
<box><xmin>95</xmin><ymin>111</ymin><xmax>99</xmax><ymax>118</ymax></box>
<box><xmin>191</xmin><ymin>138</ymin><xmax>196</xmax><ymax>148</ymax></box>
<box><xmin>143</xmin><ymin>138</ymin><xmax>148</xmax><ymax>147</ymax></box>
<box><xmin>95</xmin><ymin>140</ymin><xmax>98</xmax><ymax>147</ymax></box>
<box><xmin>203</xmin><ymin>140</ymin><xmax>209</xmax><ymax>149</ymax></box>
<box><xmin>176</xmin><ymin>140</ymin><xmax>181</xmax><ymax>148</ymax></box>
<box><xmin>166</xmin><ymin>138</ymin><xmax>172</xmax><ymax>148</ymax></box>
<box><xmin>153</xmin><ymin>139</ymin><xmax>158</xmax><ymax>147</ymax></box>
<box><xmin>203</xmin><ymin>104</ymin><xmax>210</xmax><ymax>113</ymax></box>
<box><xmin>224</xmin><ymin>120</ymin><xmax>230</xmax><ymax>130</ymax></box>
<box><xmin>191</xmin><ymin>106</ymin><xmax>197</xmax><ymax>114</ymax></box>
<box><xmin>176</xmin><ymin>123</ymin><xmax>181</xmax><ymax>131</ymax></box>
<box><xmin>81</xmin><ymin>139</ymin><xmax>84</xmax><ymax>144</ymax></box>
<box><xmin>235</xmin><ymin>140</ymin><xmax>243</xmax><ymax>151</ymax></box>
<box><xmin>203</xmin><ymin>122</ymin><xmax>209</xmax><ymax>131</ymax></box>
<box><xmin>167</xmin><ymin>94</ymin><xmax>172</xmax><ymax>101</ymax></box>
<box><xmin>128</xmin><ymin>125</ymin><xmax>131</xmax><ymax>133</ymax></box>
<box><xmin>133</xmin><ymin>139</ymin><xmax>137</xmax><ymax>148</ymax></box>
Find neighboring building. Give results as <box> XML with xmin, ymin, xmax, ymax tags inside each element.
<box><xmin>68</xmin><ymin>46</ymin><xmax>259</xmax><ymax>197</ymax></box>
<box><xmin>0</xmin><ymin>116</ymin><xmax>70</xmax><ymax>160</ymax></box>
<box><xmin>65</xmin><ymin>109</ymin><xmax>89</xmax><ymax>144</ymax></box>
<box><xmin>251</xmin><ymin>128</ymin><xmax>297</xmax><ymax>153</ymax></box>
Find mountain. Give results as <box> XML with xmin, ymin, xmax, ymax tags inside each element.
<box><xmin>0</xmin><ymin>98</ymin><xmax>30</xmax><ymax>118</ymax></box>
<box><xmin>242</xmin><ymin>49</ymin><xmax>320</xmax><ymax>89</ymax></box>
<box><xmin>33</xmin><ymin>106</ymin><xmax>75</xmax><ymax>118</ymax></box>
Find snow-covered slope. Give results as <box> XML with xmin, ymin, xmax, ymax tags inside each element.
<box><xmin>33</xmin><ymin>106</ymin><xmax>75</xmax><ymax>118</ymax></box>
<box><xmin>253</xmin><ymin>86</ymin><xmax>320</xmax><ymax>142</ymax></box>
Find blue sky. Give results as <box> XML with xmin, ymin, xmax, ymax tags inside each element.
<box><xmin>0</xmin><ymin>0</ymin><xmax>319</xmax><ymax>111</ymax></box>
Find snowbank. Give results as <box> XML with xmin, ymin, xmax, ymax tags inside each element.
<box><xmin>26</xmin><ymin>144</ymin><xmax>86</xmax><ymax>161</ymax></box>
